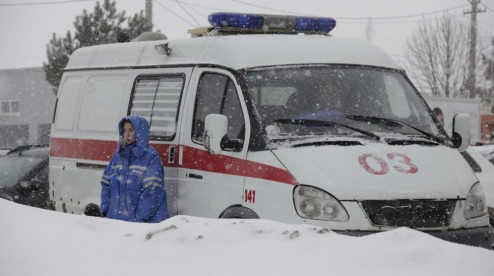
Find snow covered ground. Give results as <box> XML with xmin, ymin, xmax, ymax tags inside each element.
<box><xmin>1</xmin><ymin>199</ymin><xmax>493</xmax><ymax>276</ymax></box>
<box><xmin>471</xmin><ymin>145</ymin><xmax>494</xmax><ymax>158</ymax></box>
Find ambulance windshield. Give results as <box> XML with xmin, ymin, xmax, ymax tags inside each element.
<box><xmin>244</xmin><ymin>66</ymin><xmax>445</xmax><ymax>141</ymax></box>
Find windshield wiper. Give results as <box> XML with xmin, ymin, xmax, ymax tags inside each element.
<box><xmin>274</xmin><ymin>119</ymin><xmax>381</xmax><ymax>141</ymax></box>
<box><xmin>346</xmin><ymin>115</ymin><xmax>451</xmax><ymax>146</ymax></box>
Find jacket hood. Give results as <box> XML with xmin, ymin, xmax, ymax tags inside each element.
<box><xmin>118</xmin><ymin>115</ymin><xmax>150</xmax><ymax>157</ymax></box>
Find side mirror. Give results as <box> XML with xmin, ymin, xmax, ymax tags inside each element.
<box><xmin>204</xmin><ymin>114</ymin><xmax>228</xmax><ymax>155</ymax></box>
<box><xmin>19</xmin><ymin>181</ymin><xmax>31</xmax><ymax>188</ymax></box>
<box><xmin>452</xmin><ymin>113</ymin><xmax>471</xmax><ymax>152</ymax></box>
<box><xmin>19</xmin><ymin>179</ymin><xmax>45</xmax><ymax>190</ymax></box>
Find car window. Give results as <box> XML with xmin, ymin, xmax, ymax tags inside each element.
<box><xmin>130</xmin><ymin>75</ymin><xmax>186</xmax><ymax>140</ymax></box>
<box><xmin>33</xmin><ymin>165</ymin><xmax>49</xmax><ymax>182</ymax></box>
<box><xmin>222</xmin><ymin>81</ymin><xmax>246</xmax><ymax>140</ymax></box>
<box><xmin>488</xmin><ymin>156</ymin><xmax>494</xmax><ymax>166</ymax></box>
<box><xmin>244</xmin><ymin>66</ymin><xmax>442</xmax><ymax>139</ymax></box>
<box><xmin>192</xmin><ymin>73</ymin><xmax>245</xmax><ymax>144</ymax></box>
<box><xmin>0</xmin><ymin>156</ymin><xmax>44</xmax><ymax>187</ymax></box>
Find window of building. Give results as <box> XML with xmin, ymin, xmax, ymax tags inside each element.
<box><xmin>1</xmin><ymin>102</ymin><xmax>9</xmax><ymax>113</ymax></box>
<box><xmin>0</xmin><ymin>101</ymin><xmax>20</xmax><ymax>114</ymax></box>
<box><xmin>11</xmin><ymin>101</ymin><xmax>20</xmax><ymax>113</ymax></box>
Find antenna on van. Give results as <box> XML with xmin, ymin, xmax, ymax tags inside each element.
<box><xmin>154</xmin><ymin>43</ymin><xmax>172</xmax><ymax>56</ymax></box>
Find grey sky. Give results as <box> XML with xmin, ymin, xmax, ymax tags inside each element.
<box><xmin>0</xmin><ymin>0</ymin><xmax>493</xmax><ymax>72</ymax></box>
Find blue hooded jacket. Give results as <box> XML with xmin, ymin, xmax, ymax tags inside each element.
<box><xmin>100</xmin><ymin>115</ymin><xmax>169</xmax><ymax>223</ymax></box>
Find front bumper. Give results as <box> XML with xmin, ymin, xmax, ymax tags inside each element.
<box><xmin>335</xmin><ymin>226</ymin><xmax>493</xmax><ymax>250</ymax></box>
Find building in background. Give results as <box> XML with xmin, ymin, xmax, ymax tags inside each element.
<box><xmin>481</xmin><ymin>107</ymin><xmax>494</xmax><ymax>142</ymax></box>
<box><xmin>0</xmin><ymin>67</ymin><xmax>55</xmax><ymax>148</ymax></box>
<box><xmin>421</xmin><ymin>94</ymin><xmax>481</xmax><ymax>143</ymax></box>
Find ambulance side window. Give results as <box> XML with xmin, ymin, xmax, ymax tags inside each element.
<box><xmin>192</xmin><ymin>73</ymin><xmax>245</xmax><ymax>144</ymax></box>
<box><xmin>130</xmin><ymin>75</ymin><xmax>185</xmax><ymax>140</ymax></box>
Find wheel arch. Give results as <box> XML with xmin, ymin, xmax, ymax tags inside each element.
<box><xmin>219</xmin><ymin>204</ymin><xmax>259</xmax><ymax>219</ymax></box>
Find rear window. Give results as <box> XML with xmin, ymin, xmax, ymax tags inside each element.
<box><xmin>55</xmin><ymin>77</ymin><xmax>83</xmax><ymax>131</ymax></box>
<box><xmin>0</xmin><ymin>156</ymin><xmax>45</xmax><ymax>187</ymax></box>
<box><xmin>78</xmin><ymin>75</ymin><xmax>128</xmax><ymax>132</ymax></box>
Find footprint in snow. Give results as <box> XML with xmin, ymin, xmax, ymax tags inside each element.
<box><xmin>145</xmin><ymin>224</ymin><xmax>178</xmax><ymax>240</ymax></box>
<box><xmin>290</xmin><ymin>231</ymin><xmax>300</xmax><ymax>239</ymax></box>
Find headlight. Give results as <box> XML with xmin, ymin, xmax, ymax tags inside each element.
<box><xmin>464</xmin><ymin>183</ymin><xmax>487</xmax><ymax>219</ymax></box>
<box><xmin>293</xmin><ymin>185</ymin><xmax>349</xmax><ymax>221</ymax></box>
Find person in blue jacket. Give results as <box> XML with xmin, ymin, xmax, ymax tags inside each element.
<box><xmin>100</xmin><ymin>115</ymin><xmax>169</xmax><ymax>223</ymax></box>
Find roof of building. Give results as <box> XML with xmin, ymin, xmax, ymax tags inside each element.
<box><xmin>65</xmin><ymin>34</ymin><xmax>400</xmax><ymax>71</ymax></box>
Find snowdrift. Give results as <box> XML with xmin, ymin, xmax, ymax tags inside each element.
<box><xmin>0</xmin><ymin>199</ymin><xmax>493</xmax><ymax>276</ymax></box>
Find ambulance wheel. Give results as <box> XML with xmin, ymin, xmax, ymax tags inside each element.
<box><xmin>219</xmin><ymin>205</ymin><xmax>259</xmax><ymax>219</ymax></box>
<box><xmin>489</xmin><ymin>207</ymin><xmax>494</xmax><ymax>227</ymax></box>
<box><xmin>489</xmin><ymin>207</ymin><xmax>494</xmax><ymax>250</ymax></box>
<box><xmin>84</xmin><ymin>203</ymin><xmax>102</xmax><ymax>217</ymax></box>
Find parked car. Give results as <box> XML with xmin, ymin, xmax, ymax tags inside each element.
<box><xmin>466</xmin><ymin>147</ymin><xmax>494</xmax><ymax>235</ymax></box>
<box><xmin>0</xmin><ymin>145</ymin><xmax>53</xmax><ymax>210</ymax></box>
<box><xmin>485</xmin><ymin>152</ymin><xmax>494</xmax><ymax>166</ymax></box>
<box><xmin>0</xmin><ymin>147</ymin><xmax>12</xmax><ymax>156</ymax></box>
<box><xmin>471</xmin><ymin>145</ymin><xmax>494</xmax><ymax>165</ymax></box>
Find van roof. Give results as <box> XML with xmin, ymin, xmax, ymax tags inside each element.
<box><xmin>65</xmin><ymin>35</ymin><xmax>400</xmax><ymax>71</ymax></box>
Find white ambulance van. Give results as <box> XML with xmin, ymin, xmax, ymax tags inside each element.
<box><xmin>49</xmin><ymin>12</ymin><xmax>493</xmax><ymax>248</ymax></box>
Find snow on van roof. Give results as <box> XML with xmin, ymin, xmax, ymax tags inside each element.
<box><xmin>65</xmin><ymin>35</ymin><xmax>400</xmax><ymax>71</ymax></box>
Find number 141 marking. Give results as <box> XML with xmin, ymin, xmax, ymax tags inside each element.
<box><xmin>245</xmin><ymin>189</ymin><xmax>256</xmax><ymax>203</ymax></box>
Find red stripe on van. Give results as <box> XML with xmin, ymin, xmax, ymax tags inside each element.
<box><xmin>50</xmin><ymin>138</ymin><xmax>297</xmax><ymax>185</ymax></box>
<box><xmin>180</xmin><ymin>146</ymin><xmax>297</xmax><ymax>185</ymax></box>
<box><xmin>50</xmin><ymin>138</ymin><xmax>117</xmax><ymax>161</ymax></box>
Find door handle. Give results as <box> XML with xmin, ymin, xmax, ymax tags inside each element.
<box><xmin>76</xmin><ymin>162</ymin><xmax>107</xmax><ymax>169</ymax></box>
<box><xmin>167</xmin><ymin>146</ymin><xmax>175</xmax><ymax>164</ymax></box>
<box><xmin>187</xmin><ymin>173</ymin><xmax>203</xmax><ymax>179</ymax></box>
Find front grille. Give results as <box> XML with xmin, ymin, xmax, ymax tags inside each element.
<box><xmin>360</xmin><ymin>200</ymin><xmax>456</xmax><ymax>228</ymax></box>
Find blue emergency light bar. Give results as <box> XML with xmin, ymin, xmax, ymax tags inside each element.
<box><xmin>208</xmin><ymin>12</ymin><xmax>337</xmax><ymax>33</ymax></box>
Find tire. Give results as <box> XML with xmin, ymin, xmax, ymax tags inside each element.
<box><xmin>84</xmin><ymin>203</ymin><xmax>102</xmax><ymax>217</ymax></box>
<box><xmin>219</xmin><ymin>205</ymin><xmax>259</xmax><ymax>219</ymax></box>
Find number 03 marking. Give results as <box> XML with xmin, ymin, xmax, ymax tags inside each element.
<box><xmin>358</xmin><ymin>153</ymin><xmax>418</xmax><ymax>175</ymax></box>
